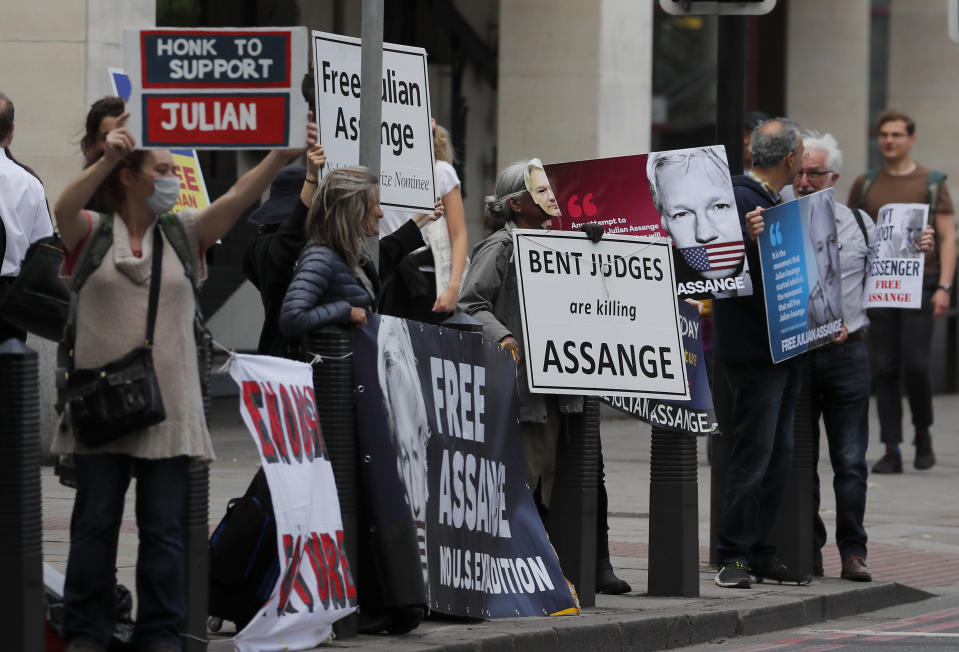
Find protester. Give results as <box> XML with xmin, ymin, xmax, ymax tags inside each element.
<box><xmin>378</xmin><ymin>122</ymin><xmax>468</xmax><ymax>324</ymax></box>
<box><xmin>0</xmin><ymin>91</ymin><xmax>54</xmax><ymax>342</ymax></box>
<box><xmin>50</xmin><ymin>111</ymin><xmax>316</xmax><ymax>652</ymax></box>
<box><xmin>279</xmin><ymin>167</ymin><xmax>444</xmax><ymax>339</ymax></box>
<box><xmin>243</xmin><ymin>144</ymin><xmax>325</xmax><ymax>357</ymax></box>
<box><xmin>712</xmin><ymin>118</ymin><xmax>811</xmax><ymax>589</ymax></box>
<box><xmin>847</xmin><ymin>110</ymin><xmax>956</xmax><ymax>473</ymax></box>
<box><xmin>457</xmin><ymin>160</ymin><xmax>631</xmax><ymax>595</ymax></box>
<box><xmin>80</xmin><ymin>96</ymin><xmax>125</xmax><ymax>165</ymax></box>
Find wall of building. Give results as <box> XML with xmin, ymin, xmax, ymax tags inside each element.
<box><xmin>785</xmin><ymin>0</ymin><xmax>870</xmax><ymax>203</ymax></box>
<box><xmin>497</xmin><ymin>0</ymin><xmax>653</xmax><ymax>168</ymax></box>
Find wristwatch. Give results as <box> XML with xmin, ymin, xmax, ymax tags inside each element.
<box><xmin>937</xmin><ymin>284</ymin><xmax>952</xmax><ymax>293</ymax></box>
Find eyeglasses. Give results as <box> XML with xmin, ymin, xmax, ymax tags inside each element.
<box><xmin>798</xmin><ymin>169</ymin><xmax>834</xmax><ymax>181</ymax></box>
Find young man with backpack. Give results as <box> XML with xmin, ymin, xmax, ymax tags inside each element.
<box><xmin>847</xmin><ymin>110</ymin><xmax>956</xmax><ymax>473</ymax></box>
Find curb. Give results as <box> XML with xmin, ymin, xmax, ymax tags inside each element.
<box><xmin>207</xmin><ymin>581</ymin><xmax>933</xmax><ymax>650</ymax></box>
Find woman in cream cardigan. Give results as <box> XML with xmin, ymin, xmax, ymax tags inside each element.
<box><xmin>52</xmin><ymin>112</ymin><xmax>315</xmax><ymax>652</ymax></box>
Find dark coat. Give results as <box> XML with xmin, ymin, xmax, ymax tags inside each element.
<box><xmin>242</xmin><ymin>199</ymin><xmax>309</xmax><ymax>357</ymax></box>
<box><xmin>279</xmin><ymin>219</ymin><xmax>426</xmax><ymax>338</ymax></box>
<box><xmin>712</xmin><ymin>174</ymin><xmax>778</xmax><ymax>363</ymax></box>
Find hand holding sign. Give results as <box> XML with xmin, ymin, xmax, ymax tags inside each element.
<box><xmin>747</xmin><ymin>206</ymin><xmax>766</xmax><ymax>241</ymax></box>
<box><xmin>103</xmin><ymin>112</ymin><xmax>135</xmax><ymax>165</ymax></box>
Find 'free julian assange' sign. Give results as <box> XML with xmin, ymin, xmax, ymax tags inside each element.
<box><xmin>513</xmin><ymin>230</ymin><xmax>689</xmax><ymax>400</ymax></box>
<box><xmin>123</xmin><ymin>27</ymin><xmax>310</xmax><ymax>149</ymax></box>
<box><xmin>312</xmin><ymin>30</ymin><xmax>435</xmax><ymax>213</ymax></box>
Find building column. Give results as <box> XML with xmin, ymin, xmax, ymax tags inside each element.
<box><xmin>497</xmin><ymin>0</ymin><xmax>653</xmax><ymax>167</ymax></box>
<box><xmin>785</xmin><ymin>0</ymin><xmax>870</xmax><ymax>202</ymax></box>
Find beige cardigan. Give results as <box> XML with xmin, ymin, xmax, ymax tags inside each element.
<box><xmin>51</xmin><ymin>210</ymin><xmax>214</xmax><ymax>461</ymax></box>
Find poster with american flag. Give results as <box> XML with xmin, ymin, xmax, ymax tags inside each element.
<box><xmin>543</xmin><ymin>145</ymin><xmax>752</xmax><ymax>299</ymax></box>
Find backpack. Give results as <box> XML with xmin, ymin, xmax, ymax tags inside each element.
<box><xmin>208</xmin><ymin>467</ymin><xmax>279</xmax><ymax>630</ymax></box>
<box><xmin>57</xmin><ymin>212</ymin><xmax>213</xmax><ymax>416</ymax></box>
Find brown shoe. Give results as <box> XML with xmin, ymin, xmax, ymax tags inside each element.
<box><xmin>841</xmin><ymin>555</ymin><xmax>872</xmax><ymax>582</ymax></box>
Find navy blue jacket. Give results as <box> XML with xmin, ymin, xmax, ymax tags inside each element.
<box><xmin>279</xmin><ymin>219</ymin><xmax>425</xmax><ymax>337</ymax></box>
<box><xmin>712</xmin><ymin>174</ymin><xmax>778</xmax><ymax>364</ymax></box>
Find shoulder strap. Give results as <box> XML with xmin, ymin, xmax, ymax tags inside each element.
<box><xmin>157</xmin><ymin>212</ymin><xmax>197</xmax><ymax>290</ymax></box>
<box><xmin>927</xmin><ymin>169</ymin><xmax>947</xmax><ymax>218</ymax></box>
<box><xmin>851</xmin><ymin>207</ymin><xmax>870</xmax><ymax>245</ymax></box>
<box><xmin>145</xmin><ymin>223</ymin><xmax>163</xmax><ymax>346</ymax></box>
<box><xmin>72</xmin><ymin>213</ymin><xmax>115</xmax><ymax>294</ymax></box>
<box><xmin>859</xmin><ymin>168</ymin><xmax>882</xmax><ymax>207</ymax></box>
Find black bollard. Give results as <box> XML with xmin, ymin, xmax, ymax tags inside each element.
<box><xmin>182</xmin><ymin>464</ymin><xmax>209</xmax><ymax>651</ymax></box>
<box><xmin>306</xmin><ymin>326</ymin><xmax>358</xmax><ymax>638</ymax></box>
<box><xmin>550</xmin><ymin>397</ymin><xmax>600</xmax><ymax>607</ymax></box>
<box><xmin>0</xmin><ymin>338</ymin><xmax>44</xmax><ymax>651</ymax></box>
<box><xmin>648</xmin><ymin>427</ymin><xmax>699</xmax><ymax>597</ymax></box>
<box><xmin>181</xmin><ymin>329</ymin><xmax>212</xmax><ymax>651</ymax></box>
<box><xmin>768</xmin><ymin>358</ymin><xmax>814</xmax><ymax>576</ymax></box>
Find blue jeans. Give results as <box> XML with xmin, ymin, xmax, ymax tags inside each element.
<box><xmin>867</xmin><ymin>280</ymin><xmax>936</xmax><ymax>444</ymax></box>
<box><xmin>809</xmin><ymin>338</ymin><xmax>870</xmax><ymax>560</ymax></box>
<box><xmin>64</xmin><ymin>454</ymin><xmax>189</xmax><ymax>651</ymax></box>
<box><xmin>717</xmin><ymin>359</ymin><xmax>801</xmax><ymax>564</ymax></box>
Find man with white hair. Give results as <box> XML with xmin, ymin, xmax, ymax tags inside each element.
<box><xmin>793</xmin><ymin>131</ymin><xmax>875</xmax><ymax>582</ymax></box>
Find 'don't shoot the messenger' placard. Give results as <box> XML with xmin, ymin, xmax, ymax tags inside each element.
<box><xmin>758</xmin><ymin>188</ymin><xmax>844</xmax><ymax>363</ymax></box>
<box><xmin>513</xmin><ymin>230</ymin><xmax>688</xmax><ymax>400</ymax></box>
<box><xmin>124</xmin><ymin>27</ymin><xmax>310</xmax><ymax>149</ymax></box>
<box><xmin>312</xmin><ymin>30</ymin><xmax>435</xmax><ymax>213</ymax></box>
<box><xmin>866</xmin><ymin>203</ymin><xmax>928</xmax><ymax>309</ymax></box>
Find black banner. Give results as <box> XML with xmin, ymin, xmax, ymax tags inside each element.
<box><xmin>353</xmin><ymin>314</ymin><xmax>578</xmax><ymax>618</ymax></box>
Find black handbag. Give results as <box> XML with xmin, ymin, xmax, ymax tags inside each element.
<box><xmin>0</xmin><ymin>235</ymin><xmax>70</xmax><ymax>341</ymax></box>
<box><xmin>64</xmin><ymin>224</ymin><xmax>166</xmax><ymax>446</ymax></box>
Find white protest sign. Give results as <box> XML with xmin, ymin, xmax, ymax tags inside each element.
<box><xmin>229</xmin><ymin>354</ymin><xmax>356</xmax><ymax>652</ymax></box>
<box><xmin>312</xmin><ymin>30</ymin><xmax>435</xmax><ymax>212</ymax></box>
<box><xmin>123</xmin><ymin>27</ymin><xmax>309</xmax><ymax>149</ymax></box>
<box><xmin>513</xmin><ymin>230</ymin><xmax>689</xmax><ymax>399</ymax></box>
<box><xmin>866</xmin><ymin>203</ymin><xmax>929</xmax><ymax>309</ymax></box>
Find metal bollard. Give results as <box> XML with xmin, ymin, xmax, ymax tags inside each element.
<box><xmin>0</xmin><ymin>338</ymin><xmax>44</xmax><ymax>651</ymax></box>
<box><xmin>182</xmin><ymin>464</ymin><xmax>209</xmax><ymax>651</ymax></box>
<box><xmin>768</xmin><ymin>358</ymin><xmax>814</xmax><ymax>576</ymax></box>
<box><xmin>648</xmin><ymin>427</ymin><xmax>699</xmax><ymax>597</ymax></box>
<box><xmin>305</xmin><ymin>325</ymin><xmax>358</xmax><ymax>638</ymax></box>
<box><xmin>550</xmin><ymin>397</ymin><xmax>600</xmax><ymax>608</ymax></box>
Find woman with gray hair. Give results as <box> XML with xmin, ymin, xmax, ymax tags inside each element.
<box><xmin>457</xmin><ymin>160</ymin><xmax>630</xmax><ymax>594</ymax></box>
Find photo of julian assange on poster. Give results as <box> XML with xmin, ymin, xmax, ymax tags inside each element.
<box><xmin>646</xmin><ymin>146</ymin><xmax>750</xmax><ymax>298</ymax></box>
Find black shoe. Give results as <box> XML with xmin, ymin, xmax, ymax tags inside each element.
<box><xmin>750</xmin><ymin>556</ymin><xmax>811</xmax><ymax>585</ymax></box>
<box><xmin>596</xmin><ymin>559</ymin><xmax>631</xmax><ymax>594</ymax></box>
<box><xmin>914</xmin><ymin>433</ymin><xmax>936</xmax><ymax>470</ymax></box>
<box><xmin>872</xmin><ymin>450</ymin><xmax>902</xmax><ymax>474</ymax></box>
<box><xmin>714</xmin><ymin>561</ymin><xmax>751</xmax><ymax>588</ymax></box>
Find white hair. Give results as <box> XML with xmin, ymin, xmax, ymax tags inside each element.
<box><xmin>801</xmin><ymin>130</ymin><xmax>843</xmax><ymax>173</ymax></box>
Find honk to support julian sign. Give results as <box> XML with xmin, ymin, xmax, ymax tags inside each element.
<box><xmin>123</xmin><ymin>27</ymin><xmax>310</xmax><ymax>150</ymax></box>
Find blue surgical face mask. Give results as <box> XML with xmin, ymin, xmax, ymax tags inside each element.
<box><xmin>144</xmin><ymin>176</ymin><xmax>181</xmax><ymax>214</ymax></box>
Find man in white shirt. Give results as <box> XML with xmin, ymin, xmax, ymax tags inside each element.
<box><xmin>0</xmin><ymin>91</ymin><xmax>54</xmax><ymax>341</ymax></box>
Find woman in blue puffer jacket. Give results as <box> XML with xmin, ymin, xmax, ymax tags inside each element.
<box><xmin>280</xmin><ymin>166</ymin><xmax>440</xmax><ymax>336</ymax></box>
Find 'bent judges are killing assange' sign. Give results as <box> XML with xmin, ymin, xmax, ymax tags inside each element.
<box><xmin>353</xmin><ymin>315</ymin><xmax>579</xmax><ymax>618</ymax></box>
<box><xmin>539</xmin><ymin>146</ymin><xmax>751</xmax><ymax>300</ymax></box>
<box><xmin>312</xmin><ymin>30</ymin><xmax>436</xmax><ymax>212</ymax></box>
<box><xmin>758</xmin><ymin>188</ymin><xmax>844</xmax><ymax>363</ymax></box>
<box><xmin>866</xmin><ymin>203</ymin><xmax>928</xmax><ymax>309</ymax></box>
<box><xmin>513</xmin><ymin>230</ymin><xmax>689</xmax><ymax>400</ymax></box>
<box><xmin>124</xmin><ymin>27</ymin><xmax>310</xmax><ymax>149</ymax></box>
